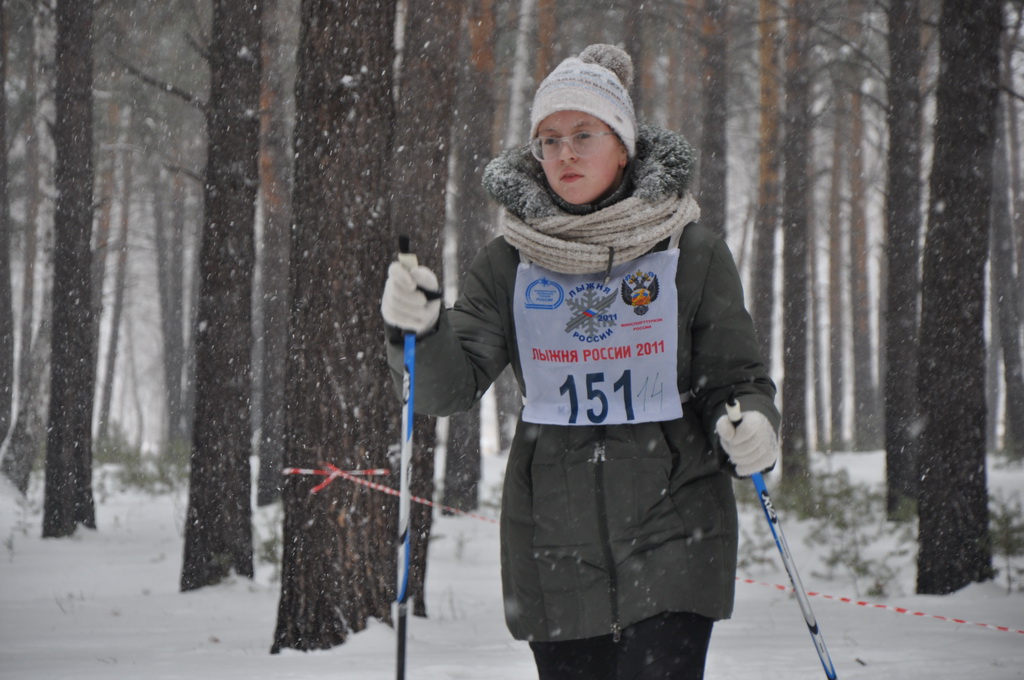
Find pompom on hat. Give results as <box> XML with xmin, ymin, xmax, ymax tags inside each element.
<box><xmin>530</xmin><ymin>44</ymin><xmax>637</xmax><ymax>158</ymax></box>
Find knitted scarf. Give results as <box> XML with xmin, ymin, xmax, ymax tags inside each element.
<box><xmin>500</xmin><ymin>192</ymin><xmax>700</xmax><ymax>275</ymax></box>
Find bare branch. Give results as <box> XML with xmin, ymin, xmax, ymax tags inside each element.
<box><xmin>184</xmin><ymin>31</ymin><xmax>210</xmax><ymax>62</ymax></box>
<box><xmin>162</xmin><ymin>161</ymin><xmax>203</xmax><ymax>186</ymax></box>
<box><xmin>108</xmin><ymin>51</ymin><xmax>206</xmax><ymax>111</ymax></box>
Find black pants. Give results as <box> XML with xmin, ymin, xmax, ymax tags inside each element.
<box><xmin>530</xmin><ymin>612</ymin><xmax>714</xmax><ymax>680</ymax></box>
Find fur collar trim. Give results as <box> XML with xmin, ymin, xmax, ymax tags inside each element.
<box><xmin>482</xmin><ymin>124</ymin><xmax>697</xmax><ymax>220</ymax></box>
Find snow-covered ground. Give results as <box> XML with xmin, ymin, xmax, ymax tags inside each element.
<box><xmin>1</xmin><ymin>450</ymin><xmax>1022</xmax><ymax>679</ymax></box>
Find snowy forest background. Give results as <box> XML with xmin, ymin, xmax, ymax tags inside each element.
<box><xmin>1</xmin><ymin>0</ymin><xmax>1023</xmax><ymax>658</ymax></box>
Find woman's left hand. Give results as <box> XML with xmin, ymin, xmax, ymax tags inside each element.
<box><xmin>714</xmin><ymin>410</ymin><xmax>779</xmax><ymax>477</ymax></box>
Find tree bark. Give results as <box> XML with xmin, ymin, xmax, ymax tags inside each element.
<box><xmin>16</xmin><ymin>19</ymin><xmax>41</xmax><ymax>403</ymax></box>
<box><xmin>391</xmin><ymin>0</ymin><xmax>461</xmax><ymax>619</ymax></box>
<box><xmin>827</xmin><ymin>90</ymin><xmax>847</xmax><ymax>450</ymax></box>
<box><xmin>0</xmin><ymin>3</ymin><xmax>12</xmax><ymax>444</ymax></box>
<box><xmin>97</xmin><ymin>121</ymin><xmax>134</xmax><ymax>443</ymax></box>
<box><xmin>153</xmin><ymin>159</ymin><xmax>189</xmax><ymax>451</ymax></box>
<box><xmin>180</xmin><ymin>0</ymin><xmax>262</xmax><ymax>591</ymax></box>
<box><xmin>697</xmin><ymin>0</ymin><xmax>728</xmax><ymax>237</ymax></box>
<box><xmin>444</xmin><ymin>0</ymin><xmax>499</xmax><ymax>514</ymax></box>
<box><xmin>992</xmin><ymin>93</ymin><xmax>1024</xmax><ymax>461</ymax></box>
<box><xmin>848</xmin><ymin>87</ymin><xmax>881</xmax><ymax>449</ymax></box>
<box><xmin>884</xmin><ymin>0</ymin><xmax>923</xmax><ymax>515</ymax></box>
<box><xmin>916</xmin><ymin>0</ymin><xmax>1000</xmax><ymax>595</ymax></box>
<box><xmin>749</xmin><ymin>0</ymin><xmax>780</xmax><ymax>369</ymax></box>
<box><xmin>44</xmin><ymin>0</ymin><xmax>97</xmax><ymax>537</ymax></box>
<box><xmin>780</xmin><ymin>0</ymin><xmax>813</xmax><ymax>482</ymax></box>
<box><xmin>273</xmin><ymin>0</ymin><xmax>398</xmax><ymax>652</ymax></box>
<box><xmin>255</xmin><ymin>0</ymin><xmax>297</xmax><ymax>507</ymax></box>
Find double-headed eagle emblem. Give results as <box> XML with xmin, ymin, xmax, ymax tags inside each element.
<box><xmin>621</xmin><ymin>270</ymin><xmax>660</xmax><ymax>316</ymax></box>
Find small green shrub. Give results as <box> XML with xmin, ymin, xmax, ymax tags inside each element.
<box><xmin>94</xmin><ymin>426</ymin><xmax>188</xmax><ymax>494</ymax></box>
<box><xmin>990</xmin><ymin>491</ymin><xmax>1024</xmax><ymax>593</ymax></box>
<box><xmin>803</xmin><ymin>469</ymin><xmax>913</xmax><ymax>598</ymax></box>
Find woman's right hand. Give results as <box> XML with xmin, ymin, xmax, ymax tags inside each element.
<box><xmin>381</xmin><ymin>261</ymin><xmax>441</xmax><ymax>335</ymax></box>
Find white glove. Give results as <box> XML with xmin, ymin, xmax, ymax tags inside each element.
<box><xmin>715</xmin><ymin>409</ymin><xmax>779</xmax><ymax>477</ymax></box>
<box><xmin>381</xmin><ymin>261</ymin><xmax>441</xmax><ymax>335</ymax></box>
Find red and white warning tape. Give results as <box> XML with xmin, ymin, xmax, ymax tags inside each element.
<box><xmin>283</xmin><ymin>464</ymin><xmax>1022</xmax><ymax>636</ymax></box>
<box><xmin>738</xmin><ymin>578</ymin><xmax>1024</xmax><ymax>635</ymax></box>
<box><xmin>282</xmin><ymin>464</ymin><xmax>499</xmax><ymax>525</ymax></box>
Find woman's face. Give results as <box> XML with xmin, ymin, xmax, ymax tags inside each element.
<box><xmin>536</xmin><ymin>110</ymin><xmax>628</xmax><ymax>206</ymax></box>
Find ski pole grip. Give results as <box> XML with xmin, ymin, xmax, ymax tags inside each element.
<box><xmin>726</xmin><ymin>394</ymin><xmax>742</xmax><ymax>425</ymax></box>
<box><xmin>397</xmin><ymin>234</ymin><xmax>418</xmax><ymax>270</ymax></box>
<box><xmin>396</xmin><ymin>235</ymin><xmax>442</xmax><ymax>301</ymax></box>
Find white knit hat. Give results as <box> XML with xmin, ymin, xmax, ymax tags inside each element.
<box><xmin>530</xmin><ymin>44</ymin><xmax>637</xmax><ymax>157</ymax></box>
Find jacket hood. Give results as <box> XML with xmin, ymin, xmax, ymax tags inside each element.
<box><xmin>482</xmin><ymin>123</ymin><xmax>697</xmax><ymax>220</ymax></box>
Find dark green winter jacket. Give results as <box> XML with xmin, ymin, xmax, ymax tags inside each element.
<box><xmin>386</xmin><ymin>125</ymin><xmax>778</xmax><ymax>643</ymax></box>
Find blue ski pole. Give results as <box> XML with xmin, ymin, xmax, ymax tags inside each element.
<box><xmin>395</xmin><ymin>235</ymin><xmax>417</xmax><ymax>680</ymax></box>
<box><xmin>726</xmin><ymin>398</ymin><xmax>838</xmax><ymax>680</ymax></box>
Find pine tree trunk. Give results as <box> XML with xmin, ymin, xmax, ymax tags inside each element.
<box><xmin>16</xmin><ymin>12</ymin><xmax>41</xmax><ymax>401</ymax></box>
<box><xmin>91</xmin><ymin>101</ymin><xmax>118</xmax><ymax>414</ymax></box>
<box><xmin>749</xmin><ymin>0</ymin><xmax>780</xmax><ymax>369</ymax></box>
<box><xmin>180</xmin><ymin>0</ymin><xmax>261</xmax><ymax>591</ymax></box>
<box><xmin>698</xmin><ymin>0</ymin><xmax>728</xmax><ymax>237</ymax></box>
<box><xmin>44</xmin><ymin>0</ymin><xmax>97</xmax><ymax>537</ymax></box>
<box><xmin>535</xmin><ymin>0</ymin><xmax>556</xmax><ymax>89</ymax></box>
<box><xmin>273</xmin><ymin>0</ymin><xmax>398</xmax><ymax>652</ymax></box>
<box><xmin>917</xmin><ymin>0</ymin><xmax>1000</xmax><ymax>595</ymax></box>
<box><xmin>0</xmin><ymin>3</ymin><xmax>12</xmax><ymax>444</ymax></box>
<box><xmin>98</xmin><ymin>128</ymin><xmax>133</xmax><ymax>443</ymax></box>
<box><xmin>848</xmin><ymin>89</ymin><xmax>880</xmax><ymax>449</ymax></box>
<box><xmin>827</xmin><ymin>91</ymin><xmax>847</xmax><ymax>450</ymax></box>
<box><xmin>391</xmin><ymin>0</ymin><xmax>461</xmax><ymax>619</ymax></box>
<box><xmin>153</xmin><ymin>160</ymin><xmax>188</xmax><ymax>451</ymax></box>
<box><xmin>443</xmin><ymin>0</ymin><xmax>499</xmax><ymax>514</ymax></box>
<box><xmin>780</xmin><ymin>0</ymin><xmax>812</xmax><ymax>481</ymax></box>
<box><xmin>505</xmin><ymin>0</ymin><xmax>536</xmax><ymax>147</ymax></box>
<box><xmin>1</xmin><ymin>314</ymin><xmax>50</xmax><ymax>494</ymax></box>
<box><xmin>255</xmin><ymin>0</ymin><xmax>297</xmax><ymax>507</ymax></box>
<box><xmin>622</xmin><ymin>2</ymin><xmax>644</xmax><ymax>116</ymax></box>
<box><xmin>992</xmin><ymin>94</ymin><xmax>1024</xmax><ymax>461</ymax></box>
<box><xmin>884</xmin><ymin>0</ymin><xmax>923</xmax><ymax>516</ymax></box>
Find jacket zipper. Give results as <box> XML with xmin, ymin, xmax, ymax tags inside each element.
<box><xmin>592</xmin><ymin>439</ymin><xmax>622</xmax><ymax>642</ymax></box>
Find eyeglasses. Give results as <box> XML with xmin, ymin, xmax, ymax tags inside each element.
<box><xmin>529</xmin><ymin>131</ymin><xmax>618</xmax><ymax>162</ymax></box>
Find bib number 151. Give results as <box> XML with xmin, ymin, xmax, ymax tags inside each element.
<box><xmin>558</xmin><ymin>371</ymin><xmax>633</xmax><ymax>424</ymax></box>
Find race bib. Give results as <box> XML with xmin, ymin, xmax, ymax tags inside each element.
<box><xmin>514</xmin><ymin>250</ymin><xmax>683</xmax><ymax>425</ymax></box>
